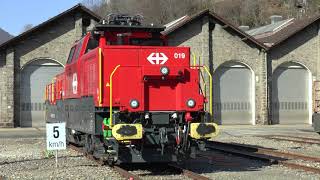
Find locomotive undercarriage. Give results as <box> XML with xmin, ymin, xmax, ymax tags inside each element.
<box><xmin>46</xmin><ymin>97</ymin><xmax>216</xmax><ymax>164</ymax></box>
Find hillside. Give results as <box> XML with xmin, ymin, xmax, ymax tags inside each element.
<box><xmin>212</xmin><ymin>0</ymin><xmax>320</xmax><ymax>28</ymax></box>
<box><xmin>85</xmin><ymin>0</ymin><xmax>320</xmax><ymax>29</ymax></box>
<box><xmin>0</xmin><ymin>28</ymin><xmax>13</xmax><ymax>45</ymax></box>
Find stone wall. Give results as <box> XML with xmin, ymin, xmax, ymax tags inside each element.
<box><xmin>211</xmin><ymin>23</ymin><xmax>268</xmax><ymax>124</ymax></box>
<box><xmin>268</xmin><ymin>23</ymin><xmax>320</xmax><ymax>124</ymax></box>
<box><xmin>0</xmin><ymin>49</ymin><xmax>14</xmax><ymax>127</ymax></box>
<box><xmin>0</xmin><ymin>12</ymin><xmax>97</xmax><ymax>127</ymax></box>
<box><xmin>167</xmin><ymin>16</ymin><xmax>212</xmax><ymax>112</ymax></box>
<box><xmin>167</xmin><ymin>15</ymin><xmax>268</xmax><ymax>124</ymax></box>
<box><xmin>268</xmin><ymin>23</ymin><xmax>319</xmax><ymax>75</ymax></box>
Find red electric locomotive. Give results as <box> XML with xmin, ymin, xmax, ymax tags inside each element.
<box><xmin>45</xmin><ymin>14</ymin><xmax>218</xmax><ymax>164</ymax></box>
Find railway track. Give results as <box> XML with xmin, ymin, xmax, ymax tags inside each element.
<box><xmin>68</xmin><ymin>144</ymin><xmax>140</xmax><ymax>179</ymax></box>
<box><xmin>68</xmin><ymin>144</ymin><xmax>210</xmax><ymax>180</ymax></box>
<box><xmin>259</xmin><ymin>135</ymin><xmax>320</xmax><ymax>145</ymax></box>
<box><xmin>206</xmin><ymin>141</ymin><xmax>320</xmax><ymax>174</ymax></box>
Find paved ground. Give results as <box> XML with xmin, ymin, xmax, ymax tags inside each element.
<box><xmin>218</xmin><ymin>124</ymin><xmax>317</xmax><ymax>137</ymax></box>
<box><xmin>0</xmin><ymin>127</ymin><xmax>45</xmax><ymax>138</ymax></box>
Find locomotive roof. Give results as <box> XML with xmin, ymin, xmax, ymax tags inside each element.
<box><xmin>94</xmin><ymin>24</ymin><xmax>165</xmax><ymax>33</ymax></box>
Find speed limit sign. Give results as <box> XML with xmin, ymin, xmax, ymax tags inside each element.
<box><xmin>46</xmin><ymin>122</ymin><xmax>66</xmax><ymax>150</ymax></box>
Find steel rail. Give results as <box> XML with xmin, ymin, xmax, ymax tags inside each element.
<box><xmin>263</xmin><ymin>136</ymin><xmax>320</xmax><ymax>145</ymax></box>
<box><xmin>69</xmin><ymin>144</ymin><xmax>211</xmax><ymax>179</ymax></box>
<box><xmin>260</xmin><ymin>135</ymin><xmax>320</xmax><ymax>145</ymax></box>
<box><xmin>68</xmin><ymin>144</ymin><xmax>141</xmax><ymax>180</ymax></box>
<box><xmin>168</xmin><ymin>164</ymin><xmax>210</xmax><ymax>180</ymax></box>
<box><xmin>207</xmin><ymin>141</ymin><xmax>320</xmax><ymax>174</ymax></box>
<box><xmin>280</xmin><ymin>161</ymin><xmax>320</xmax><ymax>174</ymax></box>
<box><xmin>272</xmin><ymin>135</ymin><xmax>320</xmax><ymax>142</ymax></box>
<box><xmin>208</xmin><ymin>141</ymin><xmax>320</xmax><ymax>162</ymax></box>
<box><xmin>113</xmin><ymin>166</ymin><xmax>141</xmax><ymax>180</ymax></box>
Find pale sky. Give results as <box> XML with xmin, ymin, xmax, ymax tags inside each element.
<box><xmin>0</xmin><ymin>0</ymin><xmax>82</xmax><ymax>36</ymax></box>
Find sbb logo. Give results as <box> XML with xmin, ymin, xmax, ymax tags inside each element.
<box><xmin>147</xmin><ymin>52</ymin><xmax>168</xmax><ymax>65</ymax></box>
<box><xmin>72</xmin><ymin>73</ymin><xmax>77</xmax><ymax>94</ymax></box>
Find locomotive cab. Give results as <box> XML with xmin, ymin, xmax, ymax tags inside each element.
<box><xmin>45</xmin><ymin>14</ymin><xmax>218</xmax><ymax>164</ymax></box>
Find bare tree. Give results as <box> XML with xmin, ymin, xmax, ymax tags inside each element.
<box><xmin>22</xmin><ymin>24</ymin><xmax>33</xmax><ymax>32</ymax></box>
<box><xmin>82</xmin><ymin>0</ymin><xmax>320</xmax><ymax>28</ymax></box>
<box><xmin>83</xmin><ymin>0</ymin><xmax>212</xmax><ymax>25</ymax></box>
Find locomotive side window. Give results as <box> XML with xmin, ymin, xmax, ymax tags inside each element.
<box><xmin>73</xmin><ymin>38</ymin><xmax>84</xmax><ymax>62</ymax></box>
<box><xmin>108</xmin><ymin>34</ymin><xmax>127</xmax><ymax>45</ymax></box>
<box><xmin>66</xmin><ymin>46</ymin><xmax>76</xmax><ymax>64</ymax></box>
<box><xmin>130</xmin><ymin>38</ymin><xmax>163</xmax><ymax>46</ymax></box>
<box><xmin>85</xmin><ymin>36</ymin><xmax>99</xmax><ymax>54</ymax></box>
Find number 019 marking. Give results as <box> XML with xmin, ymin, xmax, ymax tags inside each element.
<box><xmin>174</xmin><ymin>53</ymin><xmax>185</xmax><ymax>59</ymax></box>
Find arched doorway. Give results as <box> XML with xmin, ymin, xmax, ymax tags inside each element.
<box><xmin>213</xmin><ymin>62</ymin><xmax>255</xmax><ymax>125</ymax></box>
<box><xmin>20</xmin><ymin>59</ymin><xmax>64</xmax><ymax>127</ymax></box>
<box><xmin>272</xmin><ymin>62</ymin><xmax>312</xmax><ymax>124</ymax></box>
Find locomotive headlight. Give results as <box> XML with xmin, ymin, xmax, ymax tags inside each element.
<box><xmin>130</xmin><ymin>99</ymin><xmax>139</xmax><ymax>109</ymax></box>
<box><xmin>160</xmin><ymin>66</ymin><xmax>169</xmax><ymax>76</ymax></box>
<box><xmin>186</xmin><ymin>99</ymin><xmax>196</xmax><ymax>108</ymax></box>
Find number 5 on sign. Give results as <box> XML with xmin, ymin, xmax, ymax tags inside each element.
<box><xmin>46</xmin><ymin>123</ymin><xmax>66</xmax><ymax>150</ymax></box>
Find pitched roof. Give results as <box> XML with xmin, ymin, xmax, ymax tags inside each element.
<box><xmin>246</xmin><ymin>18</ymin><xmax>294</xmax><ymax>37</ymax></box>
<box><xmin>162</xmin><ymin>9</ymin><xmax>268</xmax><ymax>50</ymax></box>
<box><xmin>253</xmin><ymin>15</ymin><xmax>320</xmax><ymax>48</ymax></box>
<box><xmin>164</xmin><ymin>15</ymin><xmax>189</xmax><ymax>29</ymax></box>
<box><xmin>161</xmin><ymin>9</ymin><xmax>210</xmax><ymax>36</ymax></box>
<box><xmin>0</xmin><ymin>4</ymin><xmax>101</xmax><ymax>50</ymax></box>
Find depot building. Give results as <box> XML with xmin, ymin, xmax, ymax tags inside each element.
<box><xmin>0</xmin><ymin>4</ymin><xmax>318</xmax><ymax>127</ymax></box>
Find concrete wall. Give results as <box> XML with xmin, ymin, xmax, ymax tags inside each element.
<box><xmin>0</xmin><ymin>12</ymin><xmax>97</xmax><ymax>127</ymax></box>
<box><xmin>167</xmin><ymin>15</ymin><xmax>268</xmax><ymax>124</ymax></box>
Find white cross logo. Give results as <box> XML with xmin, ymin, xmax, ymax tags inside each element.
<box><xmin>147</xmin><ymin>52</ymin><xmax>168</xmax><ymax>65</ymax></box>
<box><xmin>72</xmin><ymin>73</ymin><xmax>77</xmax><ymax>94</ymax></box>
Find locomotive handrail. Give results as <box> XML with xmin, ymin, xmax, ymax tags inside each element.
<box><xmin>108</xmin><ymin>63</ymin><xmax>212</xmax><ymax>125</ymax></box>
<box><xmin>202</xmin><ymin>65</ymin><xmax>213</xmax><ymax>116</ymax></box>
<box><xmin>192</xmin><ymin>53</ymin><xmax>197</xmax><ymax>67</ymax></box>
<box><xmin>51</xmin><ymin>78</ymin><xmax>56</xmax><ymax>104</ymax></box>
<box><xmin>199</xmin><ymin>68</ymin><xmax>207</xmax><ymax>104</ymax></box>
<box><xmin>109</xmin><ymin>64</ymin><xmax>121</xmax><ymax>127</ymax></box>
<box><xmin>193</xmin><ymin>53</ymin><xmax>207</xmax><ymax>101</ymax></box>
<box><xmin>190</xmin><ymin>53</ymin><xmax>213</xmax><ymax>116</ymax></box>
<box><xmin>189</xmin><ymin>65</ymin><xmax>212</xmax><ymax>116</ymax></box>
<box><xmin>99</xmin><ymin>48</ymin><xmax>103</xmax><ymax>106</ymax></box>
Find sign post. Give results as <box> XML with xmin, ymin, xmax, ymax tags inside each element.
<box><xmin>46</xmin><ymin>122</ymin><xmax>66</xmax><ymax>168</ymax></box>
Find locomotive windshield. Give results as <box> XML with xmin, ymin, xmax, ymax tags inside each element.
<box><xmin>130</xmin><ymin>38</ymin><xmax>164</xmax><ymax>46</ymax></box>
<box><xmin>106</xmin><ymin>35</ymin><xmax>164</xmax><ymax>46</ymax></box>
<box><xmin>66</xmin><ymin>46</ymin><xmax>76</xmax><ymax>64</ymax></box>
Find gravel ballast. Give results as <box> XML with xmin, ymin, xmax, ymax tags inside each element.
<box><xmin>0</xmin><ymin>138</ymin><xmax>123</xmax><ymax>179</ymax></box>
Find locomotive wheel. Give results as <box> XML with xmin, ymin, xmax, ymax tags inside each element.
<box><xmin>84</xmin><ymin>134</ymin><xmax>94</xmax><ymax>154</ymax></box>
